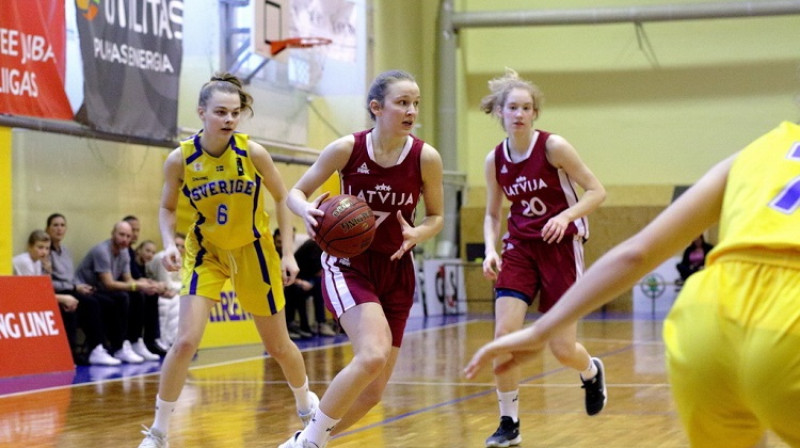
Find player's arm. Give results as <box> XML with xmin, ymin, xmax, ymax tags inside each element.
<box><xmin>466</xmin><ymin>154</ymin><xmax>733</xmax><ymax>379</ymax></box>
<box><xmin>250</xmin><ymin>141</ymin><xmax>299</xmax><ymax>284</ymax></box>
<box><xmin>390</xmin><ymin>143</ymin><xmax>444</xmax><ymax>260</ymax></box>
<box><xmin>158</xmin><ymin>148</ymin><xmax>184</xmax><ymax>272</ymax></box>
<box><xmin>287</xmin><ymin>135</ymin><xmax>354</xmax><ymax>238</ymax></box>
<box><xmin>483</xmin><ymin>150</ymin><xmax>504</xmax><ymax>280</ymax></box>
<box><xmin>543</xmin><ymin>135</ymin><xmax>606</xmax><ymax>243</ymax></box>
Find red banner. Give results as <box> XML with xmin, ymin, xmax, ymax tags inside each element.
<box><xmin>0</xmin><ymin>277</ymin><xmax>74</xmax><ymax>379</ymax></box>
<box><xmin>0</xmin><ymin>0</ymin><xmax>73</xmax><ymax>119</ymax></box>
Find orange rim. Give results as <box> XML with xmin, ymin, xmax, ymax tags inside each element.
<box><xmin>270</xmin><ymin>37</ymin><xmax>332</xmax><ymax>56</ymax></box>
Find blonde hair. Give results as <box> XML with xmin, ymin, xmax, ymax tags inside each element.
<box><xmin>27</xmin><ymin>229</ymin><xmax>50</xmax><ymax>247</ymax></box>
<box><xmin>480</xmin><ymin>68</ymin><xmax>544</xmax><ymax>124</ymax></box>
<box><xmin>198</xmin><ymin>72</ymin><xmax>254</xmax><ymax>116</ymax></box>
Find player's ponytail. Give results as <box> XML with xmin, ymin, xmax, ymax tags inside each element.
<box><xmin>199</xmin><ymin>72</ymin><xmax>254</xmax><ymax>116</ymax></box>
<box><xmin>480</xmin><ymin>67</ymin><xmax>544</xmax><ymax>121</ymax></box>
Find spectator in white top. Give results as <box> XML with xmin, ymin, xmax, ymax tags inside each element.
<box><xmin>12</xmin><ymin>230</ymin><xmax>51</xmax><ymax>276</ymax></box>
<box><xmin>13</xmin><ymin>229</ymin><xmax>84</xmax><ymax>364</ymax></box>
<box><xmin>146</xmin><ymin>232</ymin><xmax>184</xmax><ymax>350</ymax></box>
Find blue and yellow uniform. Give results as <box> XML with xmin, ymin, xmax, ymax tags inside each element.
<box><xmin>180</xmin><ymin>132</ymin><xmax>285</xmax><ymax>316</ymax></box>
<box><xmin>664</xmin><ymin>121</ymin><xmax>800</xmax><ymax>447</ymax></box>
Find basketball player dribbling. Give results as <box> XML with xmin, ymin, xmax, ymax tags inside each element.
<box><xmin>466</xmin><ymin>120</ymin><xmax>800</xmax><ymax>447</ymax></box>
<box><xmin>279</xmin><ymin>70</ymin><xmax>445</xmax><ymax>448</ymax></box>
<box><xmin>138</xmin><ymin>72</ymin><xmax>318</xmax><ymax>448</ymax></box>
<box><xmin>478</xmin><ymin>68</ymin><xmax>608</xmax><ymax>447</ymax></box>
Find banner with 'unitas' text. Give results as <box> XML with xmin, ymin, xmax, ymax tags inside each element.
<box><xmin>74</xmin><ymin>0</ymin><xmax>184</xmax><ymax>141</ymax></box>
<box><xmin>0</xmin><ymin>0</ymin><xmax>73</xmax><ymax>120</ymax></box>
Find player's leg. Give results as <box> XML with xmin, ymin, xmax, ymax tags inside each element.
<box><xmin>319</xmin><ymin>303</ymin><xmax>393</xmax><ymax>418</ymax></box>
<box><xmin>485</xmin><ymin>295</ymin><xmax>528</xmax><ymax>447</ymax></box>
<box><xmin>487</xmin><ymin>238</ymin><xmax>538</xmax><ymax>448</ymax></box>
<box><xmin>253</xmin><ymin>311</ymin><xmax>318</xmax><ymax>426</ymax></box>
<box><xmin>332</xmin><ymin>346</ymin><xmax>400</xmax><ymax>434</ymax></box>
<box><xmin>140</xmin><ymin>235</ymin><xmax>225</xmax><ymax>448</ymax></box>
<box><xmin>738</xmin><ymin>263</ymin><xmax>800</xmax><ymax>446</ymax></box>
<box><xmin>139</xmin><ymin>294</ymin><xmax>216</xmax><ymax>448</ymax></box>
<box><xmin>281</xmin><ymin>302</ymin><xmax>393</xmax><ymax>448</ymax></box>
<box><xmin>547</xmin><ymin>322</ymin><xmax>606</xmax><ymax>416</ymax></box>
<box><xmin>539</xmin><ymin>238</ymin><xmax>605</xmax><ymax>415</ymax></box>
<box><xmin>665</xmin><ymin>265</ymin><xmax>765</xmax><ymax>448</ymax></box>
<box><xmin>237</xmin><ymin>238</ymin><xmax>318</xmax><ymax>426</ymax></box>
<box><xmin>158</xmin><ymin>295</ymin><xmax>215</xmax><ymax>399</ymax></box>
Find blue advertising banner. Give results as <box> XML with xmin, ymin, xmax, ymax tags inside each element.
<box><xmin>74</xmin><ymin>0</ymin><xmax>183</xmax><ymax>141</ymax></box>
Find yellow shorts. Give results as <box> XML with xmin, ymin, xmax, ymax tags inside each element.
<box><xmin>664</xmin><ymin>258</ymin><xmax>800</xmax><ymax>447</ymax></box>
<box><xmin>181</xmin><ymin>231</ymin><xmax>285</xmax><ymax>317</ymax></box>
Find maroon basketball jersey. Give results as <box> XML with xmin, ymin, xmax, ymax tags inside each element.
<box><xmin>340</xmin><ymin>129</ymin><xmax>424</xmax><ymax>255</ymax></box>
<box><xmin>494</xmin><ymin>130</ymin><xmax>588</xmax><ymax>240</ymax></box>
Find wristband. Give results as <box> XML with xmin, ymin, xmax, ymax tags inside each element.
<box><xmin>130</xmin><ymin>282</ymin><xmax>137</xmax><ymax>292</ymax></box>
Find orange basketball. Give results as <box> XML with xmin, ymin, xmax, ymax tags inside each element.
<box><xmin>314</xmin><ymin>194</ymin><xmax>376</xmax><ymax>258</ymax></box>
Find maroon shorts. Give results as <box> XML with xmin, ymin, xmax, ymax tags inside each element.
<box><xmin>494</xmin><ymin>235</ymin><xmax>584</xmax><ymax>313</ymax></box>
<box><xmin>321</xmin><ymin>250</ymin><xmax>416</xmax><ymax>347</ymax></box>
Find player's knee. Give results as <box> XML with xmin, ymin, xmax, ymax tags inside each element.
<box><xmin>354</xmin><ymin>347</ymin><xmax>391</xmax><ymax>376</ymax></box>
<box><xmin>171</xmin><ymin>336</ymin><xmax>200</xmax><ymax>359</ymax></box>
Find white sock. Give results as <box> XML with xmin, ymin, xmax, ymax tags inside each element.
<box><xmin>152</xmin><ymin>395</ymin><xmax>177</xmax><ymax>434</ymax></box>
<box><xmin>497</xmin><ymin>389</ymin><xmax>520</xmax><ymax>422</ymax></box>
<box><xmin>580</xmin><ymin>357</ymin><xmax>598</xmax><ymax>381</ymax></box>
<box><xmin>289</xmin><ymin>376</ymin><xmax>312</xmax><ymax>412</ymax></box>
<box><xmin>305</xmin><ymin>408</ymin><xmax>339</xmax><ymax>447</ymax></box>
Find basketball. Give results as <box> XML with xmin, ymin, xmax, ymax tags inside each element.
<box><xmin>314</xmin><ymin>194</ymin><xmax>376</xmax><ymax>258</ymax></box>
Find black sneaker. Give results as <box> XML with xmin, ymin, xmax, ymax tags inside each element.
<box><xmin>145</xmin><ymin>343</ymin><xmax>167</xmax><ymax>358</ymax></box>
<box><xmin>581</xmin><ymin>357</ymin><xmax>607</xmax><ymax>416</ymax></box>
<box><xmin>485</xmin><ymin>416</ymin><xmax>521</xmax><ymax>447</ymax></box>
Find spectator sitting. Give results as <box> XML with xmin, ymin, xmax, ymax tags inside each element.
<box><xmin>12</xmin><ymin>229</ymin><xmax>50</xmax><ymax>276</ymax></box>
<box><xmin>46</xmin><ymin>213</ymin><xmax>120</xmax><ymax>366</ymax></box>
<box><xmin>274</xmin><ymin>228</ymin><xmax>312</xmax><ymax>340</ymax></box>
<box><xmin>128</xmin><ymin>240</ymin><xmax>167</xmax><ymax>360</ymax></box>
<box><xmin>74</xmin><ymin>221</ymin><xmax>154</xmax><ymax>364</ymax></box>
<box><xmin>123</xmin><ymin>216</ymin><xmax>163</xmax><ymax>361</ymax></box>
<box><xmin>13</xmin><ymin>229</ymin><xmax>84</xmax><ymax>364</ymax></box>
<box><xmin>146</xmin><ymin>233</ymin><xmax>184</xmax><ymax>350</ymax></box>
<box><xmin>676</xmin><ymin>234</ymin><xmax>714</xmax><ymax>284</ymax></box>
<box><xmin>293</xmin><ymin>237</ymin><xmax>336</xmax><ymax>337</ymax></box>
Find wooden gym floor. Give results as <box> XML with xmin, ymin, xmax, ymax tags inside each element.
<box><xmin>0</xmin><ymin>313</ymin><xmax>790</xmax><ymax>447</ymax></box>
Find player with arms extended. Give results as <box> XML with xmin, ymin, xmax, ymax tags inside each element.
<box><xmin>279</xmin><ymin>69</ymin><xmax>444</xmax><ymax>448</ymax></box>
<box><xmin>138</xmin><ymin>72</ymin><xmax>317</xmax><ymax>448</ymax></box>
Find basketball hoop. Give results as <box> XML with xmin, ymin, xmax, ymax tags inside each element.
<box><xmin>271</xmin><ymin>37</ymin><xmax>332</xmax><ymax>92</ymax></box>
<box><xmin>269</xmin><ymin>37</ymin><xmax>332</xmax><ymax>57</ymax></box>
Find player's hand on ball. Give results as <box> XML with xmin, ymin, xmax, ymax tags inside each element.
<box><xmin>304</xmin><ymin>192</ymin><xmax>329</xmax><ymax>238</ymax></box>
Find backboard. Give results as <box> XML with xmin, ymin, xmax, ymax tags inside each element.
<box><xmin>253</xmin><ymin>0</ymin><xmax>290</xmax><ymax>61</ymax></box>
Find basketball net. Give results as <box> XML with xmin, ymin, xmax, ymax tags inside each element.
<box><xmin>271</xmin><ymin>37</ymin><xmax>332</xmax><ymax>92</ymax></box>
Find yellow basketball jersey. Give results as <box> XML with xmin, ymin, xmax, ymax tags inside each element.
<box><xmin>181</xmin><ymin>132</ymin><xmax>270</xmax><ymax>250</ymax></box>
<box><xmin>708</xmin><ymin>121</ymin><xmax>800</xmax><ymax>268</ymax></box>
